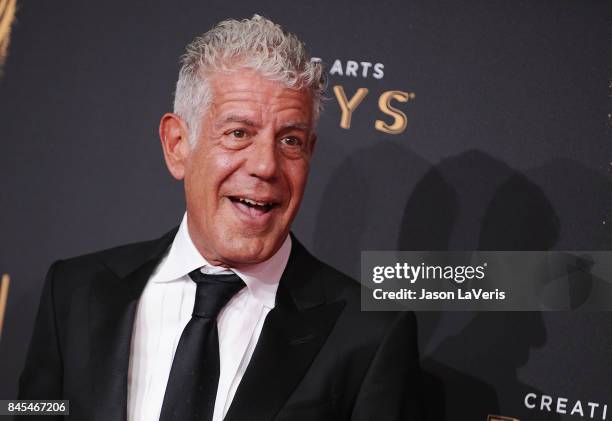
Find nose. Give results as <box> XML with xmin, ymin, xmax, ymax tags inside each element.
<box><xmin>245</xmin><ymin>132</ymin><xmax>279</xmax><ymax>181</ymax></box>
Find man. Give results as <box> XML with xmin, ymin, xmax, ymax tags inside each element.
<box><xmin>19</xmin><ymin>15</ymin><xmax>423</xmax><ymax>421</ymax></box>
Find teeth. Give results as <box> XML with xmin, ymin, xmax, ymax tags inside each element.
<box><xmin>238</xmin><ymin>197</ymin><xmax>270</xmax><ymax>207</ymax></box>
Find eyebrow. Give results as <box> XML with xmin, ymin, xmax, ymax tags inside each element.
<box><xmin>279</xmin><ymin>121</ymin><xmax>311</xmax><ymax>132</ymax></box>
<box><xmin>215</xmin><ymin>115</ymin><xmax>259</xmax><ymax>129</ymax></box>
<box><xmin>215</xmin><ymin>116</ymin><xmax>311</xmax><ymax>132</ymax></box>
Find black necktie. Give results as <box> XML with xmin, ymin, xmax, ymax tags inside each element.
<box><xmin>159</xmin><ymin>270</ymin><xmax>246</xmax><ymax>421</ymax></box>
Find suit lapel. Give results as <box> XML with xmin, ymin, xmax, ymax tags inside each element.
<box><xmin>224</xmin><ymin>237</ymin><xmax>345</xmax><ymax>421</ymax></box>
<box><xmin>86</xmin><ymin>229</ymin><xmax>343</xmax><ymax>421</ymax></box>
<box><xmin>88</xmin><ymin>228</ymin><xmax>177</xmax><ymax>421</ymax></box>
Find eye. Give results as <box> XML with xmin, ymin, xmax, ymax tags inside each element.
<box><xmin>281</xmin><ymin>136</ymin><xmax>303</xmax><ymax>147</ymax></box>
<box><xmin>231</xmin><ymin>129</ymin><xmax>247</xmax><ymax>139</ymax></box>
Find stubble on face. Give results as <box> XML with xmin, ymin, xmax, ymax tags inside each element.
<box><xmin>183</xmin><ymin>69</ymin><xmax>316</xmax><ymax>268</ymax></box>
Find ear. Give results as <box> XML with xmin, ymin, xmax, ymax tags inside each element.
<box><xmin>159</xmin><ymin>113</ymin><xmax>191</xmax><ymax>180</ymax></box>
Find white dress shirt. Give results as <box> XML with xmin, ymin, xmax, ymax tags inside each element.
<box><xmin>127</xmin><ymin>213</ymin><xmax>291</xmax><ymax>421</ymax></box>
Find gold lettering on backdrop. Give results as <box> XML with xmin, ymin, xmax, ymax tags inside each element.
<box><xmin>0</xmin><ymin>0</ymin><xmax>17</xmax><ymax>72</ymax></box>
<box><xmin>0</xmin><ymin>274</ymin><xmax>10</xmax><ymax>340</ymax></box>
<box><xmin>375</xmin><ymin>90</ymin><xmax>414</xmax><ymax>134</ymax></box>
<box><xmin>333</xmin><ymin>85</ymin><xmax>369</xmax><ymax>129</ymax></box>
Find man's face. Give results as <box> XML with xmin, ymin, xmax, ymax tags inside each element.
<box><xmin>181</xmin><ymin>70</ymin><xmax>316</xmax><ymax>267</ymax></box>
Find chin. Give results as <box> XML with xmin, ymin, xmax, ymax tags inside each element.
<box><xmin>215</xmin><ymin>234</ymin><xmax>278</xmax><ymax>266</ymax></box>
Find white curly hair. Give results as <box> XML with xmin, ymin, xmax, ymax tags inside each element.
<box><xmin>173</xmin><ymin>14</ymin><xmax>325</xmax><ymax>145</ymax></box>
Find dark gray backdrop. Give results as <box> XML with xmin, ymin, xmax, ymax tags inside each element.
<box><xmin>1</xmin><ymin>1</ymin><xmax>610</xmax><ymax>420</ymax></box>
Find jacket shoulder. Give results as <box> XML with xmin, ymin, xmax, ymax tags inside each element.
<box><xmin>49</xmin><ymin>227</ymin><xmax>178</xmax><ymax>288</ymax></box>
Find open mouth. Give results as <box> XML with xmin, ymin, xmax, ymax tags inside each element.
<box><xmin>229</xmin><ymin>196</ymin><xmax>277</xmax><ymax>214</ymax></box>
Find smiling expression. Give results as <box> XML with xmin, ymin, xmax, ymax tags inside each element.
<box><xmin>175</xmin><ymin>69</ymin><xmax>316</xmax><ymax>267</ymax></box>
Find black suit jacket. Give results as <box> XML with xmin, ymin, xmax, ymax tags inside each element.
<box><xmin>19</xmin><ymin>229</ymin><xmax>424</xmax><ymax>420</ymax></box>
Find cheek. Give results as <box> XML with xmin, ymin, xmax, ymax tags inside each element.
<box><xmin>216</xmin><ymin>155</ymin><xmax>234</xmax><ymax>173</ymax></box>
<box><xmin>187</xmin><ymin>151</ymin><xmax>236</xmax><ymax>194</ymax></box>
<box><xmin>285</xmin><ymin>163</ymin><xmax>310</xmax><ymax>203</ymax></box>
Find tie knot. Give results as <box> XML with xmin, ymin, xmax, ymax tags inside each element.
<box><xmin>188</xmin><ymin>269</ymin><xmax>246</xmax><ymax>318</ymax></box>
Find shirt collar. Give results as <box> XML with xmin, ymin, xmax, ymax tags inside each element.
<box><xmin>153</xmin><ymin>212</ymin><xmax>290</xmax><ymax>308</ymax></box>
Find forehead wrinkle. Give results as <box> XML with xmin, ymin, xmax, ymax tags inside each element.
<box><xmin>207</xmin><ymin>81</ymin><xmax>313</xmax><ymax>129</ymax></box>
<box><xmin>213</xmin><ymin>94</ymin><xmax>310</xmax><ymax>111</ymax></box>
<box><xmin>210</xmin><ymin>81</ymin><xmax>311</xmax><ymax>106</ymax></box>
<box><xmin>212</xmin><ymin>100</ymin><xmax>310</xmax><ymax>127</ymax></box>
